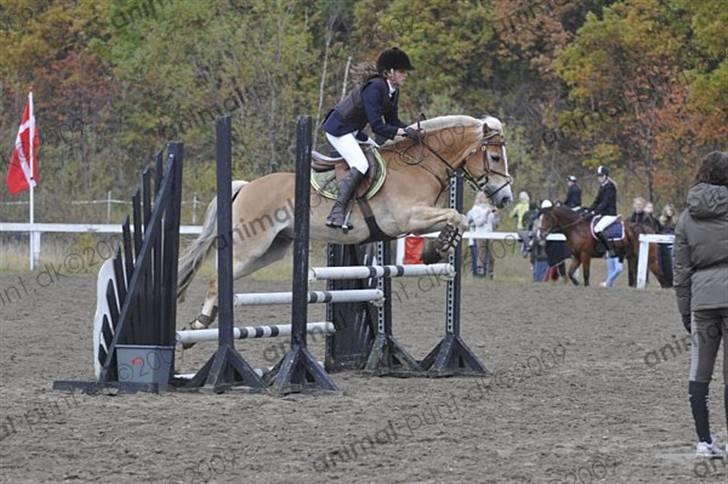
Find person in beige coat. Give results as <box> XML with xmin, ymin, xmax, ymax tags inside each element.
<box><xmin>673</xmin><ymin>151</ymin><xmax>728</xmax><ymax>458</ymax></box>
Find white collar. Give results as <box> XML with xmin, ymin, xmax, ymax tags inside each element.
<box><xmin>386</xmin><ymin>80</ymin><xmax>397</xmax><ymax>96</ymax></box>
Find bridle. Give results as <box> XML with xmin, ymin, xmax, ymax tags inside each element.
<box><xmin>401</xmin><ymin>123</ymin><xmax>513</xmax><ymax>197</ymax></box>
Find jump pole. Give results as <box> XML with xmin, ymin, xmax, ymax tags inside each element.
<box><xmin>264</xmin><ymin>115</ymin><xmax>338</xmax><ymax>395</ymax></box>
<box><xmin>420</xmin><ymin>170</ymin><xmax>489</xmax><ymax>376</ymax></box>
<box><xmin>186</xmin><ymin>115</ymin><xmax>265</xmax><ymax>392</ymax></box>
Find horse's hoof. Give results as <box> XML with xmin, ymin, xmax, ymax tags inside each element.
<box><xmin>180</xmin><ymin>320</ymin><xmax>209</xmax><ymax>349</ymax></box>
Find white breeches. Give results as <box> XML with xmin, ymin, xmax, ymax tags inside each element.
<box><xmin>594</xmin><ymin>215</ymin><xmax>618</xmax><ymax>233</ymax></box>
<box><xmin>325</xmin><ymin>132</ymin><xmax>371</xmax><ymax>175</ymax></box>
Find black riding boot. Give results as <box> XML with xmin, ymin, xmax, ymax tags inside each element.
<box><xmin>597</xmin><ymin>232</ymin><xmax>616</xmax><ymax>257</ymax></box>
<box><xmin>326</xmin><ymin>169</ymin><xmax>365</xmax><ymax>229</ymax></box>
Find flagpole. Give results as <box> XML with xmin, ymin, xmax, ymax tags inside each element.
<box><xmin>28</xmin><ymin>91</ymin><xmax>35</xmax><ymax>271</ymax></box>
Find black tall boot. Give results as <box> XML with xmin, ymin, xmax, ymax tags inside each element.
<box><xmin>597</xmin><ymin>232</ymin><xmax>615</xmax><ymax>257</ymax></box>
<box><xmin>326</xmin><ymin>169</ymin><xmax>365</xmax><ymax>229</ymax></box>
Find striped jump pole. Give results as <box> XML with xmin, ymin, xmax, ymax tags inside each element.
<box><xmin>420</xmin><ymin>170</ymin><xmax>489</xmax><ymax>377</ymax></box>
<box><xmin>309</xmin><ymin>263</ymin><xmax>455</xmax><ymax>281</ymax></box>
<box><xmin>176</xmin><ymin>322</ymin><xmax>335</xmax><ymax>345</ymax></box>
<box><xmin>233</xmin><ymin>289</ymin><xmax>383</xmax><ymax>306</ymax></box>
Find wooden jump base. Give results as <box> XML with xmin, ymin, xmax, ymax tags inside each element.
<box><xmin>233</xmin><ymin>289</ymin><xmax>383</xmax><ymax>306</ymax></box>
<box><xmin>176</xmin><ymin>322</ymin><xmax>335</xmax><ymax>345</ymax></box>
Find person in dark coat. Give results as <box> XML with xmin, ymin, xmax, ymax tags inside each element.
<box><xmin>564</xmin><ymin>175</ymin><xmax>582</xmax><ymax>209</ymax></box>
<box><xmin>587</xmin><ymin>165</ymin><xmax>618</xmax><ymax>257</ymax></box>
<box><xmin>673</xmin><ymin>151</ymin><xmax>728</xmax><ymax>458</ymax></box>
<box><xmin>629</xmin><ymin>197</ymin><xmax>647</xmax><ymax>225</ymax></box>
<box><xmin>321</xmin><ymin>47</ymin><xmax>418</xmax><ymax>229</ymax></box>
<box><xmin>642</xmin><ymin>201</ymin><xmax>662</xmax><ymax>232</ymax></box>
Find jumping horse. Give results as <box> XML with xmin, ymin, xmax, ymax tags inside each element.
<box><xmin>537</xmin><ymin>206</ymin><xmax>669</xmax><ymax>287</ymax></box>
<box><xmin>177</xmin><ymin>115</ymin><xmax>514</xmax><ymax>330</ymax></box>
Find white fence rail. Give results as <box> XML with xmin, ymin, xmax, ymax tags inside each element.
<box><xmin>4</xmin><ymin>223</ymin><xmax>661</xmax><ymax>288</ymax></box>
<box><xmin>0</xmin><ymin>223</ymin><xmax>203</xmax><ymax>270</ymax></box>
<box><xmin>637</xmin><ymin>233</ymin><xmax>674</xmax><ymax>289</ymax></box>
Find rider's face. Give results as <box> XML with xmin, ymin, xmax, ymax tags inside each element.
<box><xmin>388</xmin><ymin>69</ymin><xmax>408</xmax><ymax>88</ymax></box>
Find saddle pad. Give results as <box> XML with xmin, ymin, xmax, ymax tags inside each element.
<box><xmin>311</xmin><ymin>148</ymin><xmax>387</xmax><ymax>200</ymax></box>
<box><xmin>590</xmin><ymin>218</ymin><xmax>625</xmax><ymax>241</ymax></box>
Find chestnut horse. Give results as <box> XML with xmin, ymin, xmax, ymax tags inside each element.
<box><xmin>536</xmin><ymin>206</ymin><xmax>668</xmax><ymax>287</ymax></box>
<box><xmin>177</xmin><ymin>115</ymin><xmax>513</xmax><ymax>330</ymax></box>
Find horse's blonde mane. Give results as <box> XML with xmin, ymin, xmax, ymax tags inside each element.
<box><xmin>382</xmin><ymin>114</ymin><xmax>502</xmax><ymax>149</ymax></box>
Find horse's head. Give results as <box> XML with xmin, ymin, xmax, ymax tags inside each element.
<box><xmin>536</xmin><ymin>207</ymin><xmax>556</xmax><ymax>242</ymax></box>
<box><xmin>537</xmin><ymin>206</ymin><xmax>583</xmax><ymax>242</ymax></box>
<box><xmin>462</xmin><ymin>116</ymin><xmax>513</xmax><ymax>208</ymax></box>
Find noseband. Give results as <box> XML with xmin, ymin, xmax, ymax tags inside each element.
<box><xmin>474</xmin><ymin>130</ymin><xmax>512</xmax><ymax>197</ymax></box>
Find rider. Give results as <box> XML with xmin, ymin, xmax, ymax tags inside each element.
<box><xmin>588</xmin><ymin>165</ymin><xmax>618</xmax><ymax>257</ymax></box>
<box><xmin>321</xmin><ymin>47</ymin><xmax>420</xmax><ymax>229</ymax></box>
<box><xmin>564</xmin><ymin>175</ymin><xmax>582</xmax><ymax>209</ymax></box>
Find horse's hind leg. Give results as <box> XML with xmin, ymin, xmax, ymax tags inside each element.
<box><xmin>648</xmin><ymin>246</ymin><xmax>669</xmax><ymax>288</ymax></box>
<box><xmin>184</xmin><ymin>231</ymin><xmax>293</xmax><ymax>333</ymax></box>
<box><xmin>581</xmin><ymin>254</ymin><xmax>591</xmax><ymax>286</ymax></box>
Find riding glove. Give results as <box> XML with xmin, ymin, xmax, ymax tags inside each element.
<box><xmin>404</xmin><ymin>127</ymin><xmax>425</xmax><ymax>142</ymax></box>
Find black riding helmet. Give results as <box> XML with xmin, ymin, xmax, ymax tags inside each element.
<box><xmin>376</xmin><ymin>47</ymin><xmax>415</xmax><ymax>74</ymax></box>
<box><xmin>596</xmin><ymin>165</ymin><xmax>609</xmax><ymax>177</ymax></box>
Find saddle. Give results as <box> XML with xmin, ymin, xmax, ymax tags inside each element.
<box><xmin>590</xmin><ymin>216</ymin><xmax>625</xmax><ymax>241</ymax></box>
<box><xmin>310</xmin><ymin>145</ymin><xmax>386</xmax><ymax>200</ymax></box>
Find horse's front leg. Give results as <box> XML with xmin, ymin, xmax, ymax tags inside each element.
<box><xmin>405</xmin><ymin>206</ymin><xmax>468</xmax><ymax>263</ymax></box>
<box><xmin>567</xmin><ymin>258</ymin><xmax>581</xmax><ymax>286</ymax></box>
<box><xmin>406</xmin><ymin>206</ymin><xmax>469</xmax><ymax>235</ymax></box>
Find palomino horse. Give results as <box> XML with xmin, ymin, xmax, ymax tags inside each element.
<box><xmin>536</xmin><ymin>206</ymin><xmax>669</xmax><ymax>287</ymax></box>
<box><xmin>177</xmin><ymin>115</ymin><xmax>513</xmax><ymax>330</ymax></box>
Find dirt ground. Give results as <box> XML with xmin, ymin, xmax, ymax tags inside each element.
<box><xmin>0</xmin><ymin>267</ymin><xmax>725</xmax><ymax>484</ymax></box>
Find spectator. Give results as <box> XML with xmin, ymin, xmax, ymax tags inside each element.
<box><xmin>524</xmin><ymin>201</ymin><xmax>540</xmax><ymax>232</ymax></box>
<box><xmin>530</xmin><ymin>200</ymin><xmax>552</xmax><ymax>282</ymax></box>
<box><xmin>644</xmin><ymin>201</ymin><xmax>661</xmax><ymax>232</ymax></box>
<box><xmin>660</xmin><ymin>204</ymin><xmax>676</xmax><ymax>233</ymax></box>
<box><xmin>510</xmin><ymin>191</ymin><xmax>530</xmax><ymax>230</ymax></box>
<box><xmin>467</xmin><ymin>192</ymin><xmax>499</xmax><ymax>278</ymax></box>
<box><xmin>658</xmin><ymin>203</ymin><xmax>676</xmax><ymax>286</ymax></box>
<box><xmin>673</xmin><ymin>151</ymin><xmax>728</xmax><ymax>458</ymax></box>
<box><xmin>467</xmin><ymin>225</ymin><xmax>479</xmax><ymax>277</ymax></box>
<box><xmin>629</xmin><ymin>197</ymin><xmax>647</xmax><ymax>225</ymax></box>
<box><xmin>564</xmin><ymin>175</ymin><xmax>582</xmax><ymax>209</ymax></box>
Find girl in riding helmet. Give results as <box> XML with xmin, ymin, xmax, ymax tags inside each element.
<box><xmin>321</xmin><ymin>47</ymin><xmax>419</xmax><ymax>229</ymax></box>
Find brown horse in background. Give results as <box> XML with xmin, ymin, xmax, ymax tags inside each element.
<box><xmin>537</xmin><ymin>206</ymin><xmax>668</xmax><ymax>287</ymax></box>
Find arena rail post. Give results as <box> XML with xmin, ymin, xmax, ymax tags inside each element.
<box><xmin>185</xmin><ymin>115</ymin><xmax>265</xmax><ymax>392</ymax></box>
<box><xmin>420</xmin><ymin>170</ymin><xmax>489</xmax><ymax>376</ymax></box>
<box><xmin>264</xmin><ymin>115</ymin><xmax>338</xmax><ymax>395</ymax></box>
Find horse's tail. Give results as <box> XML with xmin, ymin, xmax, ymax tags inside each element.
<box><xmin>177</xmin><ymin>180</ymin><xmax>248</xmax><ymax>300</ymax></box>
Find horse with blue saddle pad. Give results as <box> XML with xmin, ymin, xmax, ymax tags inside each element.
<box><xmin>537</xmin><ymin>206</ymin><xmax>669</xmax><ymax>287</ymax></box>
